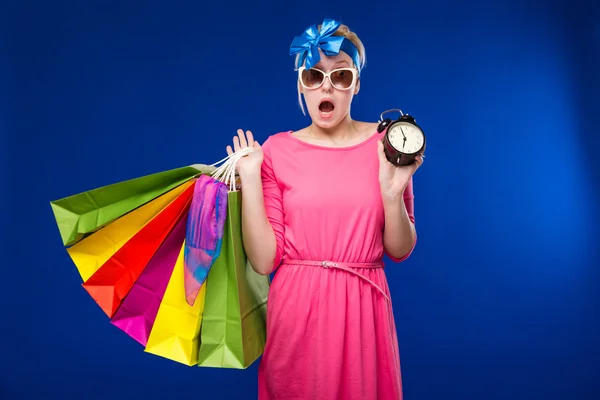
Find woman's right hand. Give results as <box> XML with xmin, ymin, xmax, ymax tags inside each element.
<box><xmin>227</xmin><ymin>129</ymin><xmax>264</xmax><ymax>177</ymax></box>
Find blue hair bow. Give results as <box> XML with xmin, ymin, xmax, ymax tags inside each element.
<box><xmin>289</xmin><ymin>18</ymin><xmax>361</xmax><ymax>73</ymax></box>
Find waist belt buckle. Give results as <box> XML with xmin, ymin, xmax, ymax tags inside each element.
<box><xmin>321</xmin><ymin>261</ymin><xmax>336</xmax><ymax>269</ymax></box>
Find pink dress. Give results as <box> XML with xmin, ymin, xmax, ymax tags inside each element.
<box><xmin>257</xmin><ymin>130</ymin><xmax>416</xmax><ymax>400</ymax></box>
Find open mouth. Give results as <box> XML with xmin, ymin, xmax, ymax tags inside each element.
<box><xmin>318</xmin><ymin>100</ymin><xmax>335</xmax><ymax>115</ymax></box>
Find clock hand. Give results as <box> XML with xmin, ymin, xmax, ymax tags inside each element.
<box><xmin>400</xmin><ymin>126</ymin><xmax>408</xmax><ymax>149</ymax></box>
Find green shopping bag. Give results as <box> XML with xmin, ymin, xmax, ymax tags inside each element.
<box><xmin>197</xmin><ymin>190</ymin><xmax>270</xmax><ymax>369</ymax></box>
<box><xmin>50</xmin><ymin>164</ymin><xmax>215</xmax><ymax>247</ymax></box>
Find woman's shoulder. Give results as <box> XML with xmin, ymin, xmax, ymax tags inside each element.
<box><xmin>356</xmin><ymin>121</ymin><xmax>381</xmax><ymax>136</ymax></box>
<box><xmin>263</xmin><ymin>130</ymin><xmax>292</xmax><ymax>141</ymax></box>
<box><xmin>261</xmin><ymin>130</ymin><xmax>293</xmax><ymax>149</ymax></box>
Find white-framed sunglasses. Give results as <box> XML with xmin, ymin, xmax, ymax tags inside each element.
<box><xmin>298</xmin><ymin>66</ymin><xmax>358</xmax><ymax>91</ymax></box>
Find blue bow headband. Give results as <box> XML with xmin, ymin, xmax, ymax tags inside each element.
<box><xmin>289</xmin><ymin>18</ymin><xmax>362</xmax><ymax>75</ymax></box>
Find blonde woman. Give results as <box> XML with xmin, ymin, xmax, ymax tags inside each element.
<box><xmin>226</xmin><ymin>18</ymin><xmax>423</xmax><ymax>400</ymax></box>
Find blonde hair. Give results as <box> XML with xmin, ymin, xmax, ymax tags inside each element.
<box><xmin>295</xmin><ymin>23</ymin><xmax>367</xmax><ymax>115</ymax></box>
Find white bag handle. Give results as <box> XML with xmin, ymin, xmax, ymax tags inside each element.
<box><xmin>210</xmin><ymin>147</ymin><xmax>254</xmax><ymax>192</ymax></box>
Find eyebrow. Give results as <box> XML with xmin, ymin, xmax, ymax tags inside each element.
<box><xmin>314</xmin><ymin>60</ymin><xmax>350</xmax><ymax>69</ymax></box>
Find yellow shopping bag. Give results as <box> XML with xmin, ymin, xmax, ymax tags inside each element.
<box><xmin>144</xmin><ymin>240</ymin><xmax>207</xmax><ymax>366</ymax></box>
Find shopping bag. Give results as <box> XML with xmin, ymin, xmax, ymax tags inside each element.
<box><xmin>144</xmin><ymin>240</ymin><xmax>207</xmax><ymax>366</ymax></box>
<box><xmin>110</xmin><ymin>211</ymin><xmax>188</xmax><ymax>346</ymax></box>
<box><xmin>51</xmin><ymin>146</ymin><xmax>269</xmax><ymax>368</ymax></box>
<box><xmin>50</xmin><ymin>165</ymin><xmax>205</xmax><ymax>247</ymax></box>
<box><xmin>196</xmin><ymin>190</ymin><xmax>270</xmax><ymax>369</ymax></box>
<box><xmin>184</xmin><ymin>174</ymin><xmax>229</xmax><ymax>306</ymax></box>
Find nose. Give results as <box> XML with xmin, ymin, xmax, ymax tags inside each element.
<box><xmin>321</xmin><ymin>75</ymin><xmax>333</xmax><ymax>92</ymax></box>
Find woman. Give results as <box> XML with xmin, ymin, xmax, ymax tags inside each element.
<box><xmin>226</xmin><ymin>18</ymin><xmax>423</xmax><ymax>400</ymax></box>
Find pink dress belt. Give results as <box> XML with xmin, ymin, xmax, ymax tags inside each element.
<box><xmin>280</xmin><ymin>259</ymin><xmax>391</xmax><ymax>302</ymax></box>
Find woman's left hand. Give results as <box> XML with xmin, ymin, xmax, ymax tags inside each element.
<box><xmin>377</xmin><ymin>139</ymin><xmax>424</xmax><ymax>201</ymax></box>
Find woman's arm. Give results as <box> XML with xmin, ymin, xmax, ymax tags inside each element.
<box><xmin>382</xmin><ymin>178</ymin><xmax>417</xmax><ymax>262</ymax></box>
<box><xmin>239</xmin><ymin>168</ymin><xmax>278</xmax><ymax>275</ymax></box>
<box><xmin>228</xmin><ymin>130</ymin><xmax>284</xmax><ymax>275</ymax></box>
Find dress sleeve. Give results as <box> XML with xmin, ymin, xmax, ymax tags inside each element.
<box><xmin>261</xmin><ymin>138</ymin><xmax>286</xmax><ymax>269</ymax></box>
<box><xmin>385</xmin><ymin>177</ymin><xmax>417</xmax><ymax>263</ymax></box>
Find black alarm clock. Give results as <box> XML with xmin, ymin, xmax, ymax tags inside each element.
<box><xmin>377</xmin><ymin>109</ymin><xmax>426</xmax><ymax>166</ymax></box>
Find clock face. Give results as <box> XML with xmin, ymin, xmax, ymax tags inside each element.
<box><xmin>388</xmin><ymin>122</ymin><xmax>424</xmax><ymax>154</ymax></box>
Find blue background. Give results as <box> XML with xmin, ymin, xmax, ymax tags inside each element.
<box><xmin>4</xmin><ymin>0</ymin><xmax>600</xmax><ymax>399</ymax></box>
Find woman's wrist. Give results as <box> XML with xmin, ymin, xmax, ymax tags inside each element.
<box><xmin>239</xmin><ymin>166</ymin><xmax>262</xmax><ymax>183</ymax></box>
<box><xmin>381</xmin><ymin>190</ymin><xmax>404</xmax><ymax>207</ymax></box>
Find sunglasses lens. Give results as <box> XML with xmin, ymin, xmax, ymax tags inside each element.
<box><xmin>331</xmin><ymin>69</ymin><xmax>355</xmax><ymax>89</ymax></box>
<box><xmin>301</xmin><ymin>68</ymin><xmax>325</xmax><ymax>88</ymax></box>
